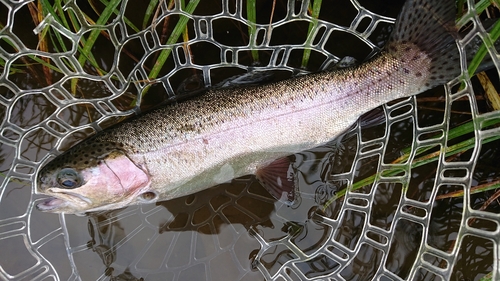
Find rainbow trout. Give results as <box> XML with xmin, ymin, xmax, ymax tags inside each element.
<box><xmin>37</xmin><ymin>0</ymin><xmax>460</xmax><ymax>214</ymax></box>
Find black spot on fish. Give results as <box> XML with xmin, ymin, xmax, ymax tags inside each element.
<box><xmin>416</xmin><ymin>72</ymin><xmax>422</xmax><ymax>77</ymax></box>
<box><xmin>403</xmin><ymin>68</ymin><xmax>410</xmax><ymax>74</ymax></box>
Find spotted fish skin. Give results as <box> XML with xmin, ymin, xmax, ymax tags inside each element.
<box><xmin>37</xmin><ymin>0</ymin><xmax>460</xmax><ymax>214</ymax></box>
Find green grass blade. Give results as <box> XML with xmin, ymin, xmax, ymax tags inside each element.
<box><xmin>70</xmin><ymin>0</ymin><xmax>121</xmax><ymax>92</ymax></box>
<box><xmin>99</xmin><ymin>0</ymin><xmax>140</xmax><ymax>33</ymax></box>
<box><xmin>39</xmin><ymin>0</ymin><xmax>102</xmax><ymax>75</ymax></box>
<box><xmin>301</xmin><ymin>0</ymin><xmax>322</xmax><ymax>68</ymax></box>
<box><xmin>43</xmin><ymin>0</ymin><xmax>70</xmax><ymax>27</ymax></box>
<box><xmin>455</xmin><ymin>0</ymin><xmax>499</xmax><ymax>77</ymax></box>
<box><xmin>28</xmin><ymin>55</ymin><xmax>65</xmax><ymax>74</ymax></box>
<box><xmin>143</xmin><ymin>0</ymin><xmax>160</xmax><ymax>29</ymax></box>
<box><xmin>323</xmin><ymin>115</ymin><xmax>500</xmax><ymax>210</ymax></box>
<box><xmin>457</xmin><ymin>0</ymin><xmax>492</xmax><ymax>25</ymax></box>
<box><xmin>66</xmin><ymin>2</ymin><xmax>82</xmax><ymax>33</ymax></box>
<box><xmin>77</xmin><ymin>0</ymin><xmax>121</xmax><ymax>68</ymax></box>
<box><xmin>436</xmin><ymin>180</ymin><xmax>500</xmax><ymax>200</ymax></box>
<box><xmin>397</xmin><ymin>113</ymin><xmax>500</xmax><ymax>163</ymax></box>
<box><xmin>0</xmin><ymin>23</ymin><xmax>30</xmax><ymax>74</ymax></box>
<box><xmin>39</xmin><ymin>0</ymin><xmax>71</xmax><ymax>53</ymax></box>
<box><xmin>247</xmin><ymin>0</ymin><xmax>259</xmax><ymax>62</ymax></box>
<box><xmin>457</xmin><ymin>0</ymin><xmax>466</xmax><ymax>17</ymax></box>
<box><xmin>147</xmin><ymin>0</ymin><xmax>200</xmax><ymax>81</ymax></box>
<box><xmin>467</xmin><ymin>19</ymin><xmax>500</xmax><ymax>77</ymax></box>
<box><xmin>478</xmin><ymin>271</ymin><xmax>493</xmax><ymax>281</ymax></box>
<box><xmin>473</xmin><ymin>0</ymin><xmax>494</xmax><ymax>15</ymax></box>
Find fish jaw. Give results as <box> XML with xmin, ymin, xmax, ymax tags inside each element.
<box><xmin>36</xmin><ymin>151</ymin><xmax>151</xmax><ymax>214</ymax></box>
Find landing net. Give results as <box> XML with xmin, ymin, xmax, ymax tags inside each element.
<box><xmin>0</xmin><ymin>0</ymin><xmax>499</xmax><ymax>280</ymax></box>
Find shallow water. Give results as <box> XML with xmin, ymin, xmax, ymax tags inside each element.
<box><xmin>3</xmin><ymin>91</ymin><xmax>498</xmax><ymax>280</ymax></box>
<box><xmin>0</xmin><ymin>0</ymin><xmax>499</xmax><ymax>280</ymax></box>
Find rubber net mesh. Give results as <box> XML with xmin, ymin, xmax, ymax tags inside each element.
<box><xmin>0</xmin><ymin>0</ymin><xmax>499</xmax><ymax>280</ymax></box>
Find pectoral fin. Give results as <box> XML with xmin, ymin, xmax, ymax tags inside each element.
<box><xmin>255</xmin><ymin>156</ymin><xmax>297</xmax><ymax>204</ymax></box>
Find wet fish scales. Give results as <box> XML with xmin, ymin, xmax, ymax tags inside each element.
<box><xmin>36</xmin><ymin>0</ymin><xmax>460</xmax><ymax>214</ymax></box>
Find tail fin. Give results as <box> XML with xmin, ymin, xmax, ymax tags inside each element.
<box><xmin>387</xmin><ymin>0</ymin><xmax>460</xmax><ymax>89</ymax></box>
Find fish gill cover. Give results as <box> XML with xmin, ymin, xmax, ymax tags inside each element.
<box><xmin>0</xmin><ymin>0</ymin><xmax>499</xmax><ymax>280</ymax></box>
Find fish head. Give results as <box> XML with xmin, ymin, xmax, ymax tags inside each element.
<box><xmin>36</xmin><ymin>140</ymin><xmax>152</xmax><ymax>214</ymax></box>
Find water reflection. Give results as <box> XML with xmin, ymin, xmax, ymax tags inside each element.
<box><xmin>80</xmin><ymin>133</ymin><xmax>359</xmax><ymax>280</ymax></box>
<box><xmin>2</xmin><ymin>92</ymin><xmax>499</xmax><ymax>280</ymax></box>
<box><xmin>1</xmin><ymin>1</ymin><xmax>500</xmax><ymax>280</ymax></box>
<box><xmin>83</xmin><ymin>178</ymin><xmax>284</xmax><ymax>280</ymax></box>
<box><xmin>43</xmin><ymin>96</ymin><xmax>499</xmax><ymax>280</ymax></box>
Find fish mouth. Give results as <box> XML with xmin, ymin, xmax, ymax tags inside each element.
<box><xmin>36</xmin><ymin>191</ymin><xmax>92</xmax><ymax>213</ymax></box>
<box><xmin>36</xmin><ymin>197</ymin><xmax>68</xmax><ymax>212</ymax></box>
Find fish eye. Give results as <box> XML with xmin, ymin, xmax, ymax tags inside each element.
<box><xmin>57</xmin><ymin>168</ymin><xmax>82</xmax><ymax>189</ymax></box>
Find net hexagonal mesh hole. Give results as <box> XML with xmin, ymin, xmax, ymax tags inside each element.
<box><xmin>0</xmin><ymin>0</ymin><xmax>499</xmax><ymax>280</ymax></box>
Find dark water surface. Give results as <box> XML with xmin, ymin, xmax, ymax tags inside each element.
<box><xmin>0</xmin><ymin>0</ymin><xmax>499</xmax><ymax>280</ymax></box>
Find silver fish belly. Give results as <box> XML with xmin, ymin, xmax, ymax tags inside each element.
<box><xmin>36</xmin><ymin>0</ymin><xmax>460</xmax><ymax>214</ymax></box>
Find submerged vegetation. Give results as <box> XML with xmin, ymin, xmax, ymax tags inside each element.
<box><xmin>3</xmin><ymin>0</ymin><xmax>498</xmax><ymax>87</ymax></box>
<box><xmin>0</xmin><ymin>0</ymin><xmax>498</xmax><ymax>279</ymax></box>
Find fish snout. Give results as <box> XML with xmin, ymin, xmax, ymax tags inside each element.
<box><xmin>36</xmin><ymin>170</ymin><xmax>54</xmax><ymax>192</ymax></box>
